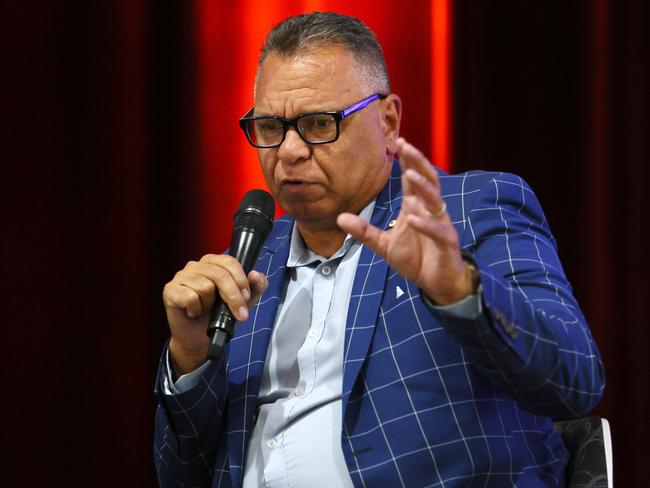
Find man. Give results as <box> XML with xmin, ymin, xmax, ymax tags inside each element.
<box><xmin>154</xmin><ymin>12</ymin><xmax>604</xmax><ymax>487</ymax></box>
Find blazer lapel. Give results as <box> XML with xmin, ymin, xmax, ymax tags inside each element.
<box><xmin>341</xmin><ymin>162</ymin><xmax>402</xmax><ymax>416</ymax></box>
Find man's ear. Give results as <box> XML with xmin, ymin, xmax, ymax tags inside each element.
<box><xmin>381</xmin><ymin>94</ymin><xmax>402</xmax><ymax>155</ymax></box>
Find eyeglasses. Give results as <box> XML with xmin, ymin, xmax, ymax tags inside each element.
<box><xmin>239</xmin><ymin>93</ymin><xmax>387</xmax><ymax>148</ymax></box>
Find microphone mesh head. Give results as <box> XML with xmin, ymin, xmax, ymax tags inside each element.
<box><xmin>237</xmin><ymin>189</ymin><xmax>275</xmax><ymax>220</ymax></box>
<box><xmin>234</xmin><ymin>189</ymin><xmax>275</xmax><ymax>235</ymax></box>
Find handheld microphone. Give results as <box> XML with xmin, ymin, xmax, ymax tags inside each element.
<box><xmin>207</xmin><ymin>189</ymin><xmax>275</xmax><ymax>358</ymax></box>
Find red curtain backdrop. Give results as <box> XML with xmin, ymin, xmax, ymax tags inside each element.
<box><xmin>1</xmin><ymin>1</ymin><xmax>647</xmax><ymax>486</ymax></box>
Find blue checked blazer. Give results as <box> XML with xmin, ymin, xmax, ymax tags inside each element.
<box><xmin>154</xmin><ymin>162</ymin><xmax>604</xmax><ymax>487</ymax></box>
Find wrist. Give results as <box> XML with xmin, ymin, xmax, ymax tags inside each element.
<box><xmin>423</xmin><ymin>255</ymin><xmax>480</xmax><ymax>306</ymax></box>
<box><xmin>169</xmin><ymin>339</ymin><xmax>209</xmax><ymax>377</ymax></box>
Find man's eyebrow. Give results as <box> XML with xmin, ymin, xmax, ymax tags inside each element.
<box><xmin>250</xmin><ymin>106</ymin><xmax>274</xmax><ymax>117</ymax></box>
<box><xmin>254</xmin><ymin>98</ymin><xmax>343</xmax><ymax>118</ymax></box>
<box><xmin>254</xmin><ymin>107</ymin><xmax>337</xmax><ymax>119</ymax></box>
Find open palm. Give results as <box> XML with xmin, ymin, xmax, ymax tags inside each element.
<box><xmin>337</xmin><ymin>138</ymin><xmax>473</xmax><ymax>305</ymax></box>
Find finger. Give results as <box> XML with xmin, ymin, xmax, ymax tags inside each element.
<box><xmin>247</xmin><ymin>271</ymin><xmax>269</xmax><ymax>308</ymax></box>
<box><xmin>396</xmin><ymin>137</ymin><xmax>437</xmax><ymax>180</ymax></box>
<box><xmin>175</xmin><ymin>272</ymin><xmax>223</xmax><ymax>314</ymax></box>
<box><xmin>403</xmin><ymin>169</ymin><xmax>445</xmax><ymax>216</ymax></box>
<box><xmin>201</xmin><ymin>254</ymin><xmax>251</xmax><ymax>297</ymax></box>
<box><xmin>337</xmin><ymin>213</ymin><xmax>387</xmax><ymax>257</ymax></box>
<box><xmin>402</xmin><ymin>194</ymin><xmax>448</xmax><ymax>225</ymax></box>
<box><xmin>396</xmin><ymin>138</ymin><xmax>440</xmax><ymax>191</ymax></box>
<box><xmin>182</xmin><ymin>263</ymin><xmax>249</xmax><ymax>321</ymax></box>
<box><xmin>163</xmin><ymin>283</ymin><xmax>204</xmax><ymax>319</ymax></box>
<box><xmin>401</xmin><ymin>196</ymin><xmax>457</xmax><ymax>249</ymax></box>
<box><xmin>405</xmin><ymin>213</ymin><xmax>457</xmax><ymax>248</ymax></box>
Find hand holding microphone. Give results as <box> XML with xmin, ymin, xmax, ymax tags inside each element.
<box><xmin>162</xmin><ymin>190</ymin><xmax>274</xmax><ymax>376</ymax></box>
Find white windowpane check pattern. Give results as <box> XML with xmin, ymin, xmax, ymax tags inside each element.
<box><xmin>154</xmin><ymin>161</ymin><xmax>604</xmax><ymax>487</ymax></box>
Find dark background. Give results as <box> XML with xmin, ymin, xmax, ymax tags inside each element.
<box><xmin>1</xmin><ymin>1</ymin><xmax>647</xmax><ymax>486</ymax></box>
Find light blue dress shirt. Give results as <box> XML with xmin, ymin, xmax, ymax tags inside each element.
<box><xmin>240</xmin><ymin>202</ymin><xmax>372</xmax><ymax>487</ymax></box>
<box><xmin>164</xmin><ymin>199</ymin><xmax>482</xmax><ymax>487</ymax></box>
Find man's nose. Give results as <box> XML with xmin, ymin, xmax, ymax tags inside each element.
<box><xmin>277</xmin><ymin>128</ymin><xmax>310</xmax><ymax>164</ymax></box>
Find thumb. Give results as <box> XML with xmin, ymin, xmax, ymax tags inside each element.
<box><xmin>337</xmin><ymin>212</ymin><xmax>387</xmax><ymax>257</ymax></box>
<box><xmin>246</xmin><ymin>270</ymin><xmax>269</xmax><ymax>308</ymax></box>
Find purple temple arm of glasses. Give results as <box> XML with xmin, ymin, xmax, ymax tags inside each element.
<box><xmin>341</xmin><ymin>93</ymin><xmax>382</xmax><ymax>119</ymax></box>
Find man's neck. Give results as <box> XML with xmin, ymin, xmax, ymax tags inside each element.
<box><xmin>296</xmin><ymin>221</ymin><xmax>347</xmax><ymax>259</ymax></box>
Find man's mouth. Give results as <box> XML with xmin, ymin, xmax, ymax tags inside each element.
<box><xmin>281</xmin><ymin>179</ymin><xmax>310</xmax><ymax>186</ymax></box>
<box><xmin>279</xmin><ymin>179</ymin><xmax>319</xmax><ymax>196</ymax></box>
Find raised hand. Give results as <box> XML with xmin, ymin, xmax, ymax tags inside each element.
<box><xmin>337</xmin><ymin>137</ymin><xmax>475</xmax><ymax>305</ymax></box>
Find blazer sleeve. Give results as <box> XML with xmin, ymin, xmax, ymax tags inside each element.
<box><xmin>437</xmin><ymin>172</ymin><xmax>605</xmax><ymax>419</ymax></box>
<box><xmin>153</xmin><ymin>343</ymin><xmax>228</xmax><ymax>487</ymax></box>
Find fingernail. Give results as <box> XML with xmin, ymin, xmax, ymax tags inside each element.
<box><xmin>238</xmin><ymin>306</ymin><xmax>248</xmax><ymax>321</ymax></box>
<box><xmin>242</xmin><ymin>288</ymin><xmax>250</xmax><ymax>301</ymax></box>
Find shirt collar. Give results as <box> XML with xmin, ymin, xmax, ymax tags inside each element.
<box><xmin>286</xmin><ymin>199</ymin><xmax>376</xmax><ymax>268</ymax></box>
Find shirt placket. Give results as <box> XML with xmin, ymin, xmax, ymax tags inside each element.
<box><xmin>272</xmin><ymin>259</ymin><xmax>339</xmax><ymax>486</ymax></box>
<box><xmin>294</xmin><ymin>260</ymin><xmax>338</xmax><ymax>400</ymax></box>
<box><xmin>255</xmin><ymin>235</ymin><xmax>357</xmax><ymax>488</ymax></box>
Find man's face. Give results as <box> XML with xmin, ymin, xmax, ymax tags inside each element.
<box><xmin>254</xmin><ymin>46</ymin><xmax>400</xmax><ymax>231</ymax></box>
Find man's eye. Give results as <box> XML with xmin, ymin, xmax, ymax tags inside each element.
<box><xmin>257</xmin><ymin>120</ymin><xmax>281</xmax><ymax>132</ymax></box>
<box><xmin>305</xmin><ymin>115</ymin><xmax>334</xmax><ymax>129</ymax></box>
<box><xmin>315</xmin><ymin>117</ymin><xmax>331</xmax><ymax>127</ymax></box>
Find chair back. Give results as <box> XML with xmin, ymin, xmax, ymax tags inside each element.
<box><xmin>555</xmin><ymin>416</ymin><xmax>613</xmax><ymax>488</ymax></box>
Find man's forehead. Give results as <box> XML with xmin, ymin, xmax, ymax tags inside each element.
<box><xmin>254</xmin><ymin>47</ymin><xmax>362</xmax><ymax>114</ymax></box>
<box><xmin>258</xmin><ymin>47</ymin><xmax>357</xmax><ymax>86</ymax></box>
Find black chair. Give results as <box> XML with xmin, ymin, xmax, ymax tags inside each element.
<box><xmin>555</xmin><ymin>416</ymin><xmax>613</xmax><ymax>487</ymax></box>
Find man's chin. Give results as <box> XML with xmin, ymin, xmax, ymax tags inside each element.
<box><xmin>281</xmin><ymin>201</ymin><xmax>337</xmax><ymax>226</ymax></box>
<box><xmin>277</xmin><ymin>189</ymin><xmax>322</xmax><ymax>214</ymax></box>
<box><xmin>281</xmin><ymin>203</ymin><xmax>321</xmax><ymax>221</ymax></box>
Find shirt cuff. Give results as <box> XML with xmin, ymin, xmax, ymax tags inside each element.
<box><xmin>421</xmin><ymin>285</ymin><xmax>483</xmax><ymax>319</ymax></box>
<box><xmin>163</xmin><ymin>348</ymin><xmax>212</xmax><ymax>395</ymax></box>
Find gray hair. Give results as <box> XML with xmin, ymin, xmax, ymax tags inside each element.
<box><xmin>256</xmin><ymin>12</ymin><xmax>391</xmax><ymax>94</ymax></box>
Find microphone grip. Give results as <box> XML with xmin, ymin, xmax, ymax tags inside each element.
<box><xmin>207</xmin><ymin>301</ymin><xmax>236</xmax><ymax>358</ymax></box>
<box><xmin>206</xmin><ymin>228</ymin><xmax>264</xmax><ymax>359</ymax></box>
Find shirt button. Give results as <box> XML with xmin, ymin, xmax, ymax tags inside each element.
<box><xmin>321</xmin><ymin>265</ymin><xmax>332</xmax><ymax>276</ymax></box>
<box><xmin>266</xmin><ymin>438</ymin><xmax>277</xmax><ymax>449</ymax></box>
<box><xmin>295</xmin><ymin>387</ymin><xmax>304</xmax><ymax>396</ymax></box>
<box><xmin>308</xmin><ymin>329</ymin><xmax>317</xmax><ymax>338</ymax></box>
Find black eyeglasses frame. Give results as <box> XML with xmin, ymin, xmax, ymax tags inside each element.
<box><xmin>239</xmin><ymin>93</ymin><xmax>387</xmax><ymax>148</ymax></box>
